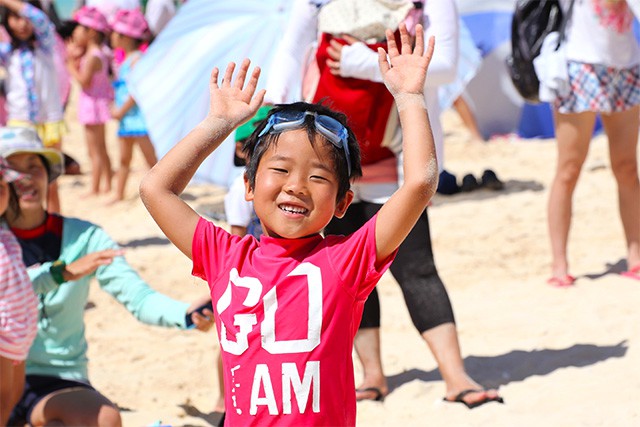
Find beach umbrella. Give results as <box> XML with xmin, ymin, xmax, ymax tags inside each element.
<box><xmin>128</xmin><ymin>0</ymin><xmax>293</xmax><ymax>188</ymax></box>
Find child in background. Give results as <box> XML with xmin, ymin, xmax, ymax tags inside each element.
<box><xmin>108</xmin><ymin>8</ymin><xmax>157</xmax><ymax>204</ymax></box>
<box><xmin>140</xmin><ymin>24</ymin><xmax>437</xmax><ymax>426</ymax></box>
<box><xmin>0</xmin><ymin>0</ymin><xmax>65</xmax><ymax>213</ymax></box>
<box><xmin>224</xmin><ymin>105</ymin><xmax>270</xmax><ymax>238</ymax></box>
<box><xmin>66</xmin><ymin>6</ymin><xmax>113</xmax><ymax>197</ymax></box>
<box><xmin>0</xmin><ymin>155</ymin><xmax>37</xmax><ymax>426</ymax></box>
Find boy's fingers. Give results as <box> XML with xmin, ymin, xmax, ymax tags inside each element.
<box><xmin>385</xmin><ymin>28</ymin><xmax>399</xmax><ymax>57</ymax></box>
<box><xmin>210</xmin><ymin>67</ymin><xmax>219</xmax><ymax>89</ymax></box>
<box><xmin>250</xmin><ymin>89</ymin><xmax>267</xmax><ymax>111</ymax></box>
<box><xmin>398</xmin><ymin>23</ymin><xmax>411</xmax><ymax>54</ymax></box>
<box><xmin>244</xmin><ymin>66</ymin><xmax>261</xmax><ymax>96</ymax></box>
<box><xmin>222</xmin><ymin>62</ymin><xmax>236</xmax><ymax>87</ymax></box>
<box><xmin>377</xmin><ymin>47</ymin><xmax>390</xmax><ymax>74</ymax></box>
<box><xmin>413</xmin><ymin>24</ymin><xmax>424</xmax><ymax>56</ymax></box>
<box><xmin>234</xmin><ymin>58</ymin><xmax>251</xmax><ymax>90</ymax></box>
<box><xmin>424</xmin><ymin>36</ymin><xmax>435</xmax><ymax>63</ymax></box>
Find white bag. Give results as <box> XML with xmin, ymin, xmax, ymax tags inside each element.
<box><xmin>533</xmin><ymin>32</ymin><xmax>570</xmax><ymax>103</ymax></box>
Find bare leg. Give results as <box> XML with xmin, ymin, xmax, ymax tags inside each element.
<box><xmin>548</xmin><ymin>111</ymin><xmax>596</xmax><ymax>280</ymax></box>
<box><xmin>353</xmin><ymin>328</ymin><xmax>388</xmax><ymax>400</ymax></box>
<box><xmin>423</xmin><ymin>323</ymin><xmax>499</xmax><ymax>404</ymax></box>
<box><xmin>453</xmin><ymin>95</ymin><xmax>484</xmax><ymax>143</ymax></box>
<box><xmin>29</xmin><ymin>387</ymin><xmax>121</xmax><ymax>427</ymax></box>
<box><xmin>601</xmin><ymin>106</ymin><xmax>640</xmax><ymax>269</ymax></box>
<box><xmin>108</xmin><ymin>137</ymin><xmax>134</xmax><ymax>204</ymax></box>
<box><xmin>84</xmin><ymin>124</ymin><xmax>112</xmax><ymax>195</ymax></box>
<box><xmin>136</xmin><ymin>135</ymin><xmax>158</xmax><ymax>169</ymax></box>
<box><xmin>0</xmin><ymin>357</ymin><xmax>25</xmax><ymax>426</ymax></box>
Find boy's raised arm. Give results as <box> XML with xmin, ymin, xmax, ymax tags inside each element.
<box><xmin>374</xmin><ymin>24</ymin><xmax>438</xmax><ymax>261</ymax></box>
<box><xmin>140</xmin><ymin>60</ymin><xmax>265</xmax><ymax>259</ymax></box>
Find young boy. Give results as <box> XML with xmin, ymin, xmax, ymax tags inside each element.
<box><xmin>140</xmin><ymin>24</ymin><xmax>437</xmax><ymax>426</ymax></box>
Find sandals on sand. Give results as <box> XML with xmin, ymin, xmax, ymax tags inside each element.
<box><xmin>444</xmin><ymin>389</ymin><xmax>504</xmax><ymax>409</ymax></box>
<box><xmin>621</xmin><ymin>264</ymin><xmax>640</xmax><ymax>281</ymax></box>
<box><xmin>356</xmin><ymin>387</ymin><xmax>386</xmax><ymax>402</ymax></box>
<box><xmin>547</xmin><ymin>275</ymin><xmax>576</xmax><ymax>287</ymax></box>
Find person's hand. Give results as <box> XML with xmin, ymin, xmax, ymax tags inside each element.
<box><xmin>205</xmin><ymin>58</ymin><xmax>266</xmax><ymax>129</ymax></box>
<box><xmin>326</xmin><ymin>34</ymin><xmax>360</xmax><ymax>75</ymax></box>
<box><xmin>377</xmin><ymin>23</ymin><xmax>434</xmax><ymax>97</ymax></box>
<box><xmin>111</xmin><ymin>106</ymin><xmax>123</xmax><ymax>121</ymax></box>
<box><xmin>186</xmin><ymin>295</ymin><xmax>215</xmax><ymax>332</ymax></box>
<box><xmin>63</xmin><ymin>249</ymin><xmax>125</xmax><ymax>282</ymax></box>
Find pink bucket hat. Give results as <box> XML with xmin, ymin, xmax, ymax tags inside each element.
<box><xmin>73</xmin><ymin>6</ymin><xmax>110</xmax><ymax>34</ymax></box>
<box><xmin>111</xmin><ymin>9</ymin><xmax>151</xmax><ymax>40</ymax></box>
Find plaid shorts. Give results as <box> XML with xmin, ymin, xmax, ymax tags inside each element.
<box><xmin>554</xmin><ymin>61</ymin><xmax>640</xmax><ymax>114</ymax></box>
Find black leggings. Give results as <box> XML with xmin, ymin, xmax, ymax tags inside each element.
<box><xmin>325</xmin><ymin>201</ymin><xmax>455</xmax><ymax>333</ymax></box>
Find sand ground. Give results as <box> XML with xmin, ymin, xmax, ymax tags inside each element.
<box><xmin>54</xmin><ymin>97</ymin><xmax>640</xmax><ymax>427</ymax></box>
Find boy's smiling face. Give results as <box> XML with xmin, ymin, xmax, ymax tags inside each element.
<box><xmin>245</xmin><ymin>129</ymin><xmax>353</xmax><ymax>239</ymax></box>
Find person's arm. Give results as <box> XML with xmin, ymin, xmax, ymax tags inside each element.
<box><xmin>264</xmin><ymin>0</ymin><xmax>318</xmax><ymax>103</ymax></box>
<box><xmin>111</xmin><ymin>95</ymin><xmax>136</xmax><ymax>120</ymax></box>
<box><xmin>67</xmin><ymin>51</ymin><xmax>101</xmax><ymax>90</ymax></box>
<box><xmin>81</xmin><ymin>223</ymin><xmax>213</xmax><ymax>331</ymax></box>
<box><xmin>336</xmin><ymin>0</ymin><xmax>458</xmax><ymax>88</ymax></box>
<box><xmin>140</xmin><ymin>59</ymin><xmax>265</xmax><ymax>259</ymax></box>
<box><xmin>374</xmin><ymin>24</ymin><xmax>438</xmax><ymax>261</ymax></box>
<box><xmin>0</xmin><ymin>0</ymin><xmax>56</xmax><ymax>51</ymax></box>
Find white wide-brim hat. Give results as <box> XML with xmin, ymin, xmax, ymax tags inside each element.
<box><xmin>0</xmin><ymin>127</ymin><xmax>64</xmax><ymax>182</ymax></box>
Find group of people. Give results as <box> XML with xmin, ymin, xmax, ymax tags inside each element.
<box><xmin>0</xmin><ymin>0</ymin><xmax>159</xmax><ymax>209</ymax></box>
<box><xmin>2</xmin><ymin>0</ymin><xmax>640</xmax><ymax>426</ymax></box>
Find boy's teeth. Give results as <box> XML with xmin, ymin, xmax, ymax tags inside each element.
<box><xmin>281</xmin><ymin>205</ymin><xmax>306</xmax><ymax>214</ymax></box>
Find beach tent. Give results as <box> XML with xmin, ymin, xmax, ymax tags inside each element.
<box><xmin>128</xmin><ymin>0</ymin><xmax>294</xmax><ymax>188</ymax></box>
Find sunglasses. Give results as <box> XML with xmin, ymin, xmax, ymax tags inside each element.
<box><xmin>257</xmin><ymin>110</ymin><xmax>352</xmax><ymax>177</ymax></box>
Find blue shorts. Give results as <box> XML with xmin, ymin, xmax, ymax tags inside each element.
<box><xmin>8</xmin><ymin>375</ymin><xmax>94</xmax><ymax>426</ymax></box>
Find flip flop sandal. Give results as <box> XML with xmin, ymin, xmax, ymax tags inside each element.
<box><xmin>547</xmin><ymin>275</ymin><xmax>576</xmax><ymax>287</ymax></box>
<box><xmin>444</xmin><ymin>389</ymin><xmax>505</xmax><ymax>409</ymax></box>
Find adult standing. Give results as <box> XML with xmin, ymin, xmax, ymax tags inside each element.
<box><xmin>265</xmin><ymin>0</ymin><xmax>502</xmax><ymax>408</ymax></box>
<box><xmin>1</xmin><ymin>127</ymin><xmax>213</xmax><ymax>427</ymax></box>
<box><xmin>547</xmin><ymin>0</ymin><xmax>640</xmax><ymax>286</ymax></box>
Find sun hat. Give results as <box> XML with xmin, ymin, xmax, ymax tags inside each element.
<box><xmin>0</xmin><ymin>127</ymin><xmax>64</xmax><ymax>182</ymax></box>
<box><xmin>317</xmin><ymin>0</ymin><xmax>415</xmax><ymax>41</ymax></box>
<box><xmin>73</xmin><ymin>6</ymin><xmax>110</xmax><ymax>34</ymax></box>
<box><xmin>111</xmin><ymin>8</ymin><xmax>151</xmax><ymax>40</ymax></box>
<box><xmin>0</xmin><ymin>156</ymin><xmax>26</xmax><ymax>183</ymax></box>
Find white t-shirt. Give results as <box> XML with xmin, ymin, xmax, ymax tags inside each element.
<box><xmin>562</xmin><ymin>0</ymin><xmax>640</xmax><ymax>68</ymax></box>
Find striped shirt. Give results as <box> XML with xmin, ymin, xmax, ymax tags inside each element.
<box><xmin>0</xmin><ymin>226</ymin><xmax>38</xmax><ymax>361</ymax></box>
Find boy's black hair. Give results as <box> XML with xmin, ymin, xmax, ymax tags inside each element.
<box><xmin>242</xmin><ymin>102</ymin><xmax>362</xmax><ymax>202</ymax></box>
<box><xmin>1</xmin><ymin>0</ymin><xmax>44</xmax><ymax>50</ymax></box>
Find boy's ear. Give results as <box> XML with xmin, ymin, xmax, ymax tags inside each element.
<box><xmin>334</xmin><ymin>190</ymin><xmax>354</xmax><ymax>219</ymax></box>
<box><xmin>244</xmin><ymin>173</ymin><xmax>254</xmax><ymax>201</ymax></box>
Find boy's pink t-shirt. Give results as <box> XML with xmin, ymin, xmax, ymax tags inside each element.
<box><xmin>192</xmin><ymin>214</ymin><xmax>395</xmax><ymax>426</ymax></box>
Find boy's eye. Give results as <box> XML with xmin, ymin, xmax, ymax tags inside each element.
<box><xmin>310</xmin><ymin>175</ymin><xmax>329</xmax><ymax>182</ymax></box>
<box><xmin>271</xmin><ymin>168</ymin><xmax>287</xmax><ymax>173</ymax></box>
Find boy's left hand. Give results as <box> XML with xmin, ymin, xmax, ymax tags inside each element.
<box><xmin>377</xmin><ymin>23</ymin><xmax>435</xmax><ymax>97</ymax></box>
<box><xmin>206</xmin><ymin>58</ymin><xmax>266</xmax><ymax>129</ymax></box>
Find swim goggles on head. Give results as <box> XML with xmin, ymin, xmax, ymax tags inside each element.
<box><xmin>257</xmin><ymin>110</ymin><xmax>352</xmax><ymax>176</ymax></box>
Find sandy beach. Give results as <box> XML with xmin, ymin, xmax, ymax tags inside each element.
<box><xmin>53</xmin><ymin>94</ymin><xmax>640</xmax><ymax>427</ymax></box>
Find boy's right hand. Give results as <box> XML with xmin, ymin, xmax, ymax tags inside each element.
<box><xmin>205</xmin><ymin>59</ymin><xmax>266</xmax><ymax>129</ymax></box>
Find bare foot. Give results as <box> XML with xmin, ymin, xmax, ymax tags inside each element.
<box><xmin>444</xmin><ymin>387</ymin><xmax>502</xmax><ymax>408</ymax></box>
<box><xmin>104</xmin><ymin>196</ymin><xmax>124</xmax><ymax>206</ymax></box>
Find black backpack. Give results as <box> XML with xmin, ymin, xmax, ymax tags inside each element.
<box><xmin>506</xmin><ymin>0</ymin><xmax>574</xmax><ymax>104</ymax></box>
